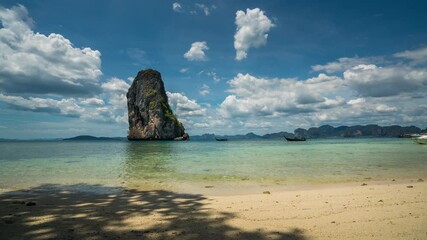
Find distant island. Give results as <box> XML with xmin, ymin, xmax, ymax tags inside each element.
<box><xmin>294</xmin><ymin>124</ymin><xmax>425</xmax><ymax>138</ymax></box>
<box><xmin>181</xmin><ymin>124</ymin><xmax>426</xmax><ymax>140</ymax></box>
<box><xmin>63</xmin><ymin>135</ymin><xmax>126</xmax><ymax>141</ymax></box>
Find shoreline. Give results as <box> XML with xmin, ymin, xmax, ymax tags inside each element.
<box><xmin>1</xmin><ymin>180</ymin><xmax>426</xmax><ymax>239</ymax></box>
<box><xmin>1</xmin><ymin>176</ymin><xmax>425</xmax><ymax>196</ymax></box>
<box><xmin>161</xmin><ymin>177</ymin><xmax>426</xmax><ymax>197</ymax></box>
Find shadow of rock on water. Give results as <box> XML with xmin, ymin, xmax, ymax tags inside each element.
<box><xmin>0</xmin><ymin>184</ymin><xmax>307</xmax><ymax>240</ymax></box>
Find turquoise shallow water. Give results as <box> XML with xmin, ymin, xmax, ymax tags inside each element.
<box><xmin>0</xmin><ymin>138</ymin><xmax>426</xmax><ymax>191</ymax></box>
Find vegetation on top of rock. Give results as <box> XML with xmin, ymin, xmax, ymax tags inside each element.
<box><xmin>160</xmin><ymin>102</ymin><xmax>184</xmax><ymax>131</ymax></box>
<box><xmin>138</xmin><ymin>68</ymin><xmax>159</xmax><ymax>79</ymax></box>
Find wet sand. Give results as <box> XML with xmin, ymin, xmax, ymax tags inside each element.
<box><xmin>0</xmin><ymin>180</ymin><xmax>426</xmax><ymax>239</ymax></box>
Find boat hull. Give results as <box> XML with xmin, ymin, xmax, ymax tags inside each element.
<box><xmin>284</xmin><ymin>137</ymin><xmax>306</xmax><ymax>142</ymax></box>
<box><xmin>412</xmin><ymin>138</ymin><xmax>427</xmax><ymax>145</ymax></box>
<box><xmin>215</xmin><ymin>138</ymin><xmax>228</xmax><ymax>141</ymax></box>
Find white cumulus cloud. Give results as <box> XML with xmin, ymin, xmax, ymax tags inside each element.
<box><xmin>207</xmin><ymin>71</ymin><xmax>221</xmax><ymax>83</ymax></box>
<box><xmin>172</xmin><ymin>2</ymin><xmax>183</xmax><ymax>12</ymax></box>
<box><xmin>215</xmin><ymin>46</ymin><xmax>427</xmax><ymax>131</ymax></box>
<box><xmin>0</xmin><ymin>93</ymin><xmax>85</xmax><ymax>118</ymax></box>
<box><xmin>0</xmin><ymin>77</ymin><xmax>132</xmax><ymax>124</ymax></box>
<box><xmin>174</xmin><ymin>3</ymin><xmax>216</xmax><ymax>16</ymax></box>
<box><xmin>101</xmin><ymin>78</ymin><xmax>131</xmax><ymax>123</ymax></box>
<box><xmin>394</xmin><ymin>46</ymin><xmax>427</xmax><ymax>62</ymax></box>
<box><xmin>167</xmin><ymin>92</ymin><xmax>206</xmax><ymax>117</ymax></box>
<box><xmin>0</xmin><ymin>4</ymin><xmax>102</xmax><ymax>96</ymax></box>
<box><xmin>195</xmin><ymin>3</ymin><xmax>215</xmax><ymax>16</ymax></box>
<box><xmin>184</xmin><ymin>41</ymin><xmax>208</xmax><ymax>61</ymax></box>
<box><xmin>234</xmin><ymin>8</ymin><xmax>274</xmax><ymax>61</ymax></box>
<box><xmin>101</xmin><ymin>77</ymin><xmax>130</xmax><ymax>93</ymax></box>
<box><xmin>199</xmin><ymin>84</ymin><xmax>210</xmax><ymax>96</ymax></box>
<box><xmin>80</xmin><ymin>98</ymin><xmax>105</xmax><ymax>106</ymax></box>
<box><xmin>179</xmin><ymin>68</ymin><xmax>189</xmax><ymax>73</ymax></box>
<box><xmin>343</xmin><ymin>64</ymin><xmax>427</xmax><ymax>97</ymax></box>
<box><xmin>311</xmin><ymin>57</ymin><xmax>379</xmax><ymax>74</ymax></box>
<box><xmin>220</xmin><ymin>73</ymin><xmax>345</xmax><ymax>118</ymax></box>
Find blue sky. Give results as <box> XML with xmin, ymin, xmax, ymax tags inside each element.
<box><xmin>0</xmin><ymin>0</ymin><xmax>427</xmax><ymax>139</ymax></box>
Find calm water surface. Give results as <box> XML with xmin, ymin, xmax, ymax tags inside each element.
<box><xmin>0</xmin><ymin>138</ymin><xmax>426</xmax><ymax>192</ymax></box>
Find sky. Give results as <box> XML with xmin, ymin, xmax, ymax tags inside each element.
<box><xmin>0</xmin><ymin>0</ymin><xmax>427</xmax><ymax>139</ymax></box>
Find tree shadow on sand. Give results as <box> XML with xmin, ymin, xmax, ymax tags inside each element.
<box><xmin>0</xmin><ymin>184</ymin><xmax>307</xmax><ymax>240</ymax></box>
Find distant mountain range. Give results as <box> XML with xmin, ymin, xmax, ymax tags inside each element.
<box><xmin>190</xmin><ymin>131</ymin><xmax>294</xmax><ymax>141</ymax></box>
<box><xmin>1</xmin><ymin>125</ymin><xmax>425</xmax><ymax>142</ymax></box>
<box><xmin>294</xmin><ymin>124</ymin><xmax>424</xmax><ymax>138</ymax></box>
<box><xmin>191</xmin><ymin>124</ymin><xmax>426</xmax><ymax>140</ymax></box>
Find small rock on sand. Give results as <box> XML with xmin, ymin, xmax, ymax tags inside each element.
<box><xmin>361</xmin><ymin>183</ymin><xmax>368</xmax><ymax>186</ymax></box>
<box><xmin>25</xmin><ymin>201</ymin><xmax>36</xmax><ymax>206</ymax></box>
<box><xmin>417</xmin><ymin>178</ymin><xmax>423</xmax><ymax>182</ymax></box>
<box><xmin>263</xmin><ymin>191</ymin><xmax>271</xmax><ymax>195</ymax></box>
<box><xmin>204</xmin><ymin>186</ymin><xmax>214</xmax><ymax>188</ymax></box>
<box><xmin>406</xmin><ymin>186</ymin><xmax>414</xmax><ymax>188</ymax></box>
<box><xmin>4</xmin><ymin>218</ymin><xmax>14</xmax><ymax>224</ymax></box>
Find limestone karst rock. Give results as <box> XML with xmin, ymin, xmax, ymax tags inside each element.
<box><xmin>127</xmin><ymin>69</ymin><xmax>187</xmax><ymax>140</ymax></box>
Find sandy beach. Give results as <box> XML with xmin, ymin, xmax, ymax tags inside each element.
<box><xmin>1</xmin><ymin>1</ymin><xmax>427</xmax><ymax>239</ymax></box>
<box><xmin>0</xmin><ymin>180</ymin><xmax>426</xmax><ymax>240</ymax></box>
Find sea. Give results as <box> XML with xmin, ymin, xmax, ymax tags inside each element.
<box><xmin>0</xmin><ymin>138</ymin><xmax>426</xmax><ymax>194</ymax></box>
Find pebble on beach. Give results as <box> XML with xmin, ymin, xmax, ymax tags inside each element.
<box><xmin>26</xmin><ymin>201</ymin><xmax>36</xmax><ymax>206</ymax></box>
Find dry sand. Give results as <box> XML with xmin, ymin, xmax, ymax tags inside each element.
<box><xmin>0</xmin><ymin>180</ymin><xmax>426</xmax><ymax>240</ymax></box>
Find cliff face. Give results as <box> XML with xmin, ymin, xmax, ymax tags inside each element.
<box><xmin>127</xmin><ymin>69</ymin><xmax>186</xmax><ymax>140</ymax></box>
